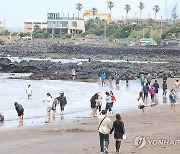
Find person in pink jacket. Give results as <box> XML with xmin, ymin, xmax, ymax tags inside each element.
<box><xmin>149</xmin><ymin>85</ymin><xmax>156</xmax><ymax>104</ymax></box>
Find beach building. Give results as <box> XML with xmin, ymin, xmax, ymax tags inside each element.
<box><xmin>24</xmin><ymin>20</ymin><xmax>47</xmax><ymax>33</ymax></box>
<box><xmin>83</xmin><ymin>10</ymin><xmax>111</xmax><ymax>23</ymax></box>
<box><xmin>47</xmin><ymin>13</ymin><xmax>85</xmax><ymax>35</ymax></box>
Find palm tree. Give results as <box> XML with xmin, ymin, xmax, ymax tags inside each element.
<box><xmin>90</xmin><ymin>7</ymin><xmax>98</xmax><ymax>18</ymax></box>
<box><xmin>138</xmin><ymin>2</ymin><xmax>145</xmax><ymax>19</ymax></box>
<box><xmin>124</xmin><ymin>4</ymin><xmax>131</xmax><ymax>21</ymax></box>
<box><xmin>107</xmin><ymin>1</ymin><xmax>114</xmax><ymax>17</ymax></box>
<box><xmin>75</xmin><ymin>3</ymin><xmax>83</xmax><ymax>19</ymax></box>
<box><xmin>153</xmin><ymin>5</ymin><xmax>160</xmax><ymax>21</ymax></box>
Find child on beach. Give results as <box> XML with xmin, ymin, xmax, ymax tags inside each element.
<box><xmin>149</xmin><ymin>85</ymin><xmax>156</xmax><ymax>104</ymax></box>
<box><xmin>137</xmin><ymin>92</ymin><xmax>145</xmax><ymax>113</ymax></box>
<box><xmin>169</xmin><ymin>89</ymin><xmax>177</xmax><ymax>112</ymax></box>
<box><xmin>43</xmin><ymin>93</ymin><xmax>53</xmax><ymax>122</ymax></box>
<box><xmin>105</xmin><ymin>92</ymin><xmax>113</xmax><ymax>117</ymax></box>
<box><xmin>110</xmin><ymin>113</ymin><xmax>125</xmax><ymax>154</ymax></box>
<box><xmin>26</xmin><ymin>84</ymin><xmax>32</xmax><ymax>99</ymax></box>
<box><xmin>110</xmin><ymin>91</ymin><xmax>116</xmax><ymax>115</ymax></box>
<box><xmin>14</xmin><ymin>102</ymin><xmax>24</xmax><ymax>125</ymax></box>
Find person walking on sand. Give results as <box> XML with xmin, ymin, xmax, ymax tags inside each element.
<box><xmin>43</xmin><ymin>93</ymin><xmax>53</xmax><ymax>122</ymax></box>
<box><xmin>58</xmin><ymin>91</ymin><xmax>67</xmax><ymax>116</ymax></box>
<box><xmin>149</xmin><ymin>85</ymin><xmax>156</xmax><ymax>105</ymax></box>
<box><xmin>26</xmin><ymin>84</ymin><xmax>32</xmax><ymax>99</ymax></box>
<box><xmin>96</xmin><ymin>92</ymin><xmax>103</xmax><ymax>113</ymax></box>
<box><xmin>110</xmin><ymin>113</ymin><xmax>125</xmax><ymax>154</ymax></box>
<box><xmin>169</xmin><ymin>89</ymin><xmax>177</xmax><ymax>112</ymax></box>
<box><xmin>14</xmin><ymin>102</ymin><xmax>24</xmax><ymax>125</ymax></box>
<box><xmin>137</xmin><ymin>92</ymin><xmax>145</xmax><ymax>113</ymax></box>
<box><xmin>72</xmin><ymin>68</ymin><xmax>76</xmax><ymax>81</ymax></box>
<box><xmin>162</xmin><ymin>80</ymin><xmax>168</xmax><ymax>97</ymax></box>
<box><xmin>143</xmin><ymin>83</ymin><xmax>149</xmax><ymax>102</ymax></box>
<box><xmin>153</xmin><ymin>80</ymin><xmax>159</xmax><ymax>97</ymax></box>
<box><xmin>97</xmin><ymin>110</ymin><xmax>112</xmax><ymax>153</ymax></box>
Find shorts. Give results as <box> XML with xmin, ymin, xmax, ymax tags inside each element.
<box><xmin>52</xmin><ymin>104</ymin><xmax>57</xmax><ymax>111</ymax></box>
<box><xmin>106</xmin><ymin>103</ymin><xmax>112</xmax><ymax>112</ymax></box>
<box><xmin>138</xmin><ymin>105</ymin><xmax>145</xmax><ymax>109</ymax></box>
<box><xmin>114</xmin><ymin>132</ymin><xmax>123</xmax><ymax>139</ymax></box>
<box><xmin>18</xmin><ymin>108</ymin><xmax>24</xmax><ymax>116</ymax></box>
<box><xmin>47</xmin><ymin>106</ymin><xmax>52</xmax><ymax>112</ymax></box>
<box><xmin>60</xmin><ymin>105</ymin><xmax>65</xmax><ymax>111</ymax></box>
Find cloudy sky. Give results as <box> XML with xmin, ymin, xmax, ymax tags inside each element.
<box><xmin>0</xmin><ymin>0</ymin><xmax>178</xmax><ymax>30</ymax></box>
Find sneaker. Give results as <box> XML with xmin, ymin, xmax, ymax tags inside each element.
<box><xmin>104</xmin><ymin>147</ymin><xmax>108</xmax><ymax>153</ymax></box>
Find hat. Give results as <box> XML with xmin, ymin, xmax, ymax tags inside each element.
<box><xmin>60</xmin><ymin>91</ymin><xmax>64</xmax><ymax>94</ymax></box>
<box><xmin>14</xmin><ymin>102</ymin><xmax>18</xmax><ymax>106</ymax></box>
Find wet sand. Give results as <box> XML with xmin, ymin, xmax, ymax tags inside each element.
<box><xmin>0</xmin><ymin>104</ymin><xmax>180</xmax><ymax>154</ymax></box>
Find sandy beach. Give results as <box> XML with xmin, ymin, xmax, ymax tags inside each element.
<box><xmin>0</xmin><ymin>104</ymin><xmax>180</xmax><ymax>154</ymax></box>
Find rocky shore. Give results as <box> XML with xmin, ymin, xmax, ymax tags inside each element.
<box><xmin>0</xmin><ymin>40</ymin><xmax>180</xmax><ymax>80</ymax></box>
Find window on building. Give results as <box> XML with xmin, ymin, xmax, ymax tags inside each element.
<box><xmin>61</xmin><ymin>21</ymin><xmax>68</xmax><ymax>27</ymax></box>
<box><xmin>72</xmin><ymin>21</ymin><xmax>77</xmax><ymax>27</ymax></box>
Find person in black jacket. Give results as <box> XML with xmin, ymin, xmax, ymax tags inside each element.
<box><xmin>58</xmin><ymin>91</ymin><xmax>67</xmax><ymax>115</ymax></box>
<box><xmin>14</xmin><ymin>102</ymin><xmax>24</xmax><ymax>125</ymax></box>
<box><xmin>110</xmin><ymin>114</ymin><xmax>125</xmax><ymax>154</ymax></box>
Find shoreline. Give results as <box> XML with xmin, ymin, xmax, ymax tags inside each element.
<box><xmin>0</xmin><ymin>77</ymin><xmax>179</xmax><ymax>129</ymax></box>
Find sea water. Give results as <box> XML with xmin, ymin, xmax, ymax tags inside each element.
<box><xmin>0</xmin><ymin>73</ymin><xmax>169</xmax><ymax>129</ymax></box>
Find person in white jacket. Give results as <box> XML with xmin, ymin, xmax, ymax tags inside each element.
<box><xmin>97</xmin><ymin>110</ymin><xmax>112</xmax><ymax>153</ymax></box>
<box><xmin>43</xmin><ymin>93</ymin><xmax>53</xmax><ymax>122</ymax></box>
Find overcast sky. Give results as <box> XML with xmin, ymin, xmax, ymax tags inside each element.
<box><xmin>0</xmin><ymin>0</ymin><xmax>177</xmax><ymax>30</ymax></box>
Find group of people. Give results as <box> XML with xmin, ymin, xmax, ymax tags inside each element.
<box><xmin>90</xmin><ymin>91</ymin><xmax>116</xmax><ymax>117</ymax></box>
<box><xmin>99</xmin><ymin>71</ymin><xmax>129</xmax><ymax>88</ymax></box>
<box><xmin>14</xmin><ymin>84</ymin><xmax>68</xmax><ymax>125</ymax></box>
<box><xmin>138</xmin><ymin>73</ymin><xmax>179</xmax><ymax>113</ymax></box>
<box><xmin>97</xmin><ymin>110</ymin><xmax>125</xmax><ymax>154</ymax></box>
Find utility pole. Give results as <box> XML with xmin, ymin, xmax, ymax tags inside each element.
<box><xmin>3</xmin><ymin>18</ymin><xmax>5</xmax><ymax>36</ymax></box>
<box><xmin>104</xmin><ymin>17</ymin><xmax>106</xmax><ymax>41</ymax></box>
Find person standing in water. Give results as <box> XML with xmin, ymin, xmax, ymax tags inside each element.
<box><xmin>162</xmin><ymin>80</ymin><xmax>168</xmax><ymax>97</ymax></box>
<box><xmin>105</xmin><ymin>92</ymin><xmax>113</xmax><ymax>117</ymax></box>
<box><xmin>110</xmin><ymin>91</ymin><xmax>116</xmax><ymax>115</ymax></box>
<box><xmin>174</xmin><ymin>79</ymin><xmax>180</xmax><ymax>95</ymax></box>
<box><xmin>52</xmin><ymin>97</ymin><xmax>59</xmax><ymax>118</ymax></box>
<box><xmin>101</xmin><ymin>72</ymin><xmax>106</xmax><ymax>87</ymax></box>
<box><xmin>26</xmin><ymin>84</ymin><xmax>32</xmax><ymax>99</ymax></box>
<box><xmin>153</xmin><ymin>80</ymin><xmax>160</xmax><ymax>97</ymax></box>
<box><xmin>96</xmin><ymin>92</ymin><xmax>102</xmax><ymax>113</ymax></box>
<box><xmin>58</xmin><ymin>91</ymin><xmax>67</xmax><ymax>116</ymax></box>
<box><xmin>140</xmin><ymin>74</ymin><xmax>145</xmax><ymax>87</ymax></box>
<box><xmin>90</xmin><ymin>93</ymin><xmax>98</xmax><ymax>117</ymax></box>
<box><xmin>14</xmin><ymin>102</ymin><xmax>24</xmax><ymax>125</ymax></box>
<box><xmin>43</xmin><ymin>93</ymin><xmax>53</xmax><ymax>122</ymax></box>
<box><xmin>110</xmin><ymin>113</ymin><xmax>125</xmax><ymax>154</ymax></box>
<box><xmin>97</xmin><ymin>110</ymin><xmax>112</xmax><ymax>153</ymax></box>
<box><xmin>143</xmin><ymin>83</ymin><xmax>149</xmax><ymax>102</ymax></box>
<box><xmin>72</xmin><ymin>68</ymin><xmax>76</xmax><ymax>81</ymax></box>
<box><xmin>149</xmin><ymin>85</ymin><xmax>156</xmax><ymax>104</ymax></box>
<box><xmin>125</xmin><ymin>72</ymin><xmax>129</xmax><ymax>86</ymax></box>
